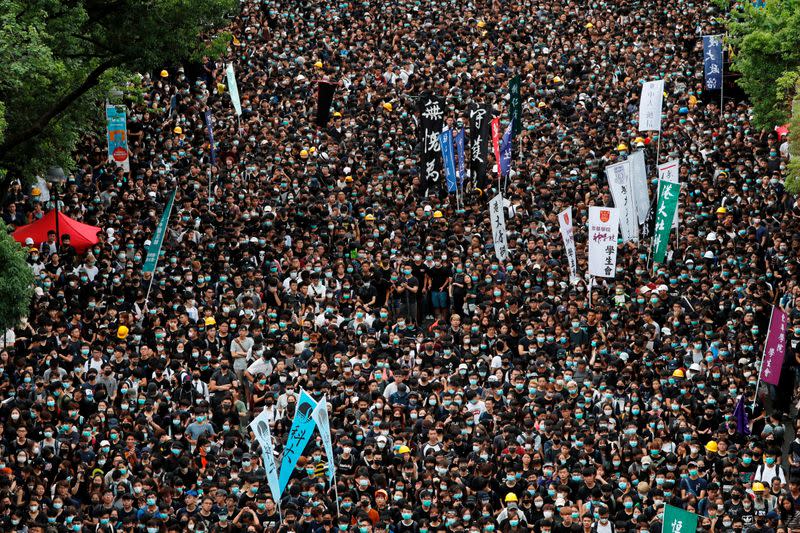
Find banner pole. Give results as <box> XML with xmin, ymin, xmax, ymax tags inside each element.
<box><xmin>333</xmin><ymin>477</ymin><xmax>341</xmax><ymax>517</ymax></box>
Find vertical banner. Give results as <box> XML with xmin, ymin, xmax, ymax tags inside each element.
<box><xmin>204</xmin><ymin>110</ymin><xmax>216</xmax><ymax>164</ymax></box>
<box><xmin>588</xmin><ymin>206</ymin><xmax>620</xmax><ymax>278</ymax></box>
<box><xmin>142</xmin><ymin>188</ymin><xmax>177</xmax><ymax>273</ymax></box>
<box><xmin>658</xmin><ymin>160</ymin><xmax>680</xmax><ymax>229</ymax></box>
<box><xmin>651</xmin><ymin>180</ymin><xmax>680</xmax><ymax>265</ymax></box>
<box><xmin>249</xmin><ymin>407</ymin><xmax>282</xmax><ymax>503</ymax></box>
<box><xmin>760</xmin><ymin>306</ymin><xmax>788</xmax><ymax>386</ymax></box>
<box><xmin>491</xmin><ymin>117</ymin><xmax>502</xmax><ymax>179</ymax></box>
<box><xmin>440</xmin><ymin>130</ymin><xmax>458</xmax><ymax>194</ymax></box>
<box><xmin>310</xmin><ymin>396</ymin><xmax>336</xmax><ymax>481</ymax></box>
<box><xmin>558</xmin><ymin>207</ymin><xmax>578</xmax><ymax>282</ymax></box>
<box><xmin>278</xmin><ymin>389</ymin><xmax>318</xmax><ymax>493</ymax></box>
<box><xmin>105</xmin><ymin>105</ymin><xmax>130</xmax><ymax>172</ymax></box>
<box><xmin>509</xmin><ymin>75</ymin><xmax>522</xmax><ymax>136</ymax></box>
<box><xmin>702</xmin><ymin>35</ymin><xmax>723</xmax><ymax>91</ymax></box>
<box><xmin>454</xmin><ymin>128</ymin><xmax>466</xmax><ymax>188</ymax></box>
<box><xmin>469</xmin><ymin>104</ymin><xmax>491</xmax><ymax>192</ymax></box>
<box><xmin>419</xmin><ymin>94</ymin><xmax>444</xmax><ymax>187</ymax></box>
<box><xmin>629</xmin><ymin>150</ymin><xmax>650</xmax><ymax>224</ymax></box>
<box><xmin>663</xmin><ymin>505</ymin><xmax>698</xmax><ymax>533</ymax></box>
<box><xmin>226</xmin><ymin>63</ymin><xmax>242</xmax><ymax>116</ymax></box>
<box><xmin>316</xmin><ymin>81</ymin><xmax>337</xmax><ymax>127</ymax></box>
<box><xmin>489</xmin><ymin>193</ymin><xmax>509</xmax><ymax>262</ymax></box>
<box><xmin>499</xmin><ymin>120</ymin><xmax>513</xmax><ymax>179</ymax></box>
<box><xmin>605</xmin><ymin>160</ymin><xmax>638</xmax><ymax>243</ymax></box>
<box><xmin>638</xmin><ymin>80</ymin><xmax>664</xmax><ymax>132</ymax></box>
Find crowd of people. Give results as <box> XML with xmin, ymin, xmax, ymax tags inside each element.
<box><xmin>2</xmin><ymin>0</ymin><xmax>800</xmax><ymax>532</ymax></box>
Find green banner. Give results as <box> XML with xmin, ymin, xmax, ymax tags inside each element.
<box><xmin>509</xmin><ymin>75</ymin><xmax>522</xmax><ymax>136</ymax></box>
<box><xmin>663</xmin><ymin>505</ymin><xmax>697</xmax><ymax>533</ymax></box>
<box><xmin>142</xmin><ymin>188</ymin><xmax>177</xmax><ymax>273</ymax></box>
<box><xmin>652</xmin><ymin>179</ymin><xmax>679</xmax><ymax>266</ymax></box>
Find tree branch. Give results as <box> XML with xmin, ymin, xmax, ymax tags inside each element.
<box><xmin>0</xmin><ymin>56</ymin><xmax>123</xmax><ymax>156</ymax></box>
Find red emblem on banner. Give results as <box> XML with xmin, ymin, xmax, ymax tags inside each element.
<box><xmin>112</xmin><ymin>147</ymin><xmax>128</xmax><ymax>162</ymax></box>
<box><xmin>563</xmin><ymin>212</ymin><xmax>569</xmax><ymax>224</ymax></box>
<box><xmin>600</xmin><ymin>210</ymin><xmax>610</xmax><ymax>223</ymax></box>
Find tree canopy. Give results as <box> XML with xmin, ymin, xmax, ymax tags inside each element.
<box><xmin>0</xmin><ymin>225</ymin><xmax>33</xmax><ymax>334</ymax></box>
<box><xmin>0</xmin><ymin>0</ymin><xmax>235</xmax><ymax>195</ymax></box>
<box><xmin>727</xmin><ymin>0</ymin><xmax>800</xmax><ymax>129</ymax></box>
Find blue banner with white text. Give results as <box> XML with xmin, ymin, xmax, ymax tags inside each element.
<box><xmin>278</xmin><ymin>389</ymin><xmax>318</xmax><ymax>494</ymax></box>
<box><xmin>703</xmin><ymin>35</ymin><xmax>723</xmax><ymax>92</ymax></box>
<box><xmin>440</xmin><ymin>130</ymin><xmax>458</xmax><ymax>193</ymax></box>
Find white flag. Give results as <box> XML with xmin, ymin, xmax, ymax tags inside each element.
<box><xmin>249</xmin><ymin>407</ymin><xmax>282</xmax><ymax>503</ymax></box>
<box><xmin>588</xmin><ymin>206</ymin><xmax>620</xmax><ymax>278</ymax></box>
<box><xmin>639</xmin><ymin>79</ymin><xmax>664</xmax><ymax>132</ymax></box>
<box><xmin>558</xmin><ymin>207</ymin><xmax>578</xmax><ymax>283</ymax></box>
<box><xmin>489</xmin><ymin>193</ymin><xmax>509</xmax><ymax>262</ymax></box>
<box><xmin>628</xmin><ymin>150</ymin><xmax>650</xmax><ymax>224</ymax></box>
<box><xmin>605</xmin><ymin>160</ymin><xmax>638</xmax><ymax>243</ymax></box>
<box><xmin>658</xmin><ymin>160</ymin><xmax>680</xmax><ymax>229</ymax></box>
<box><xmin>226</xmin><ymin>63</ymin><xmax>242</xmax><ymax>116</ymax></box>
<box><xmin>311</xmin><ymin>396</ymin><xmax>336</xmax><ymax>481</ymax></box>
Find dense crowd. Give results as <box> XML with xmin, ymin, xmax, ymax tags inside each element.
<box><xmin>1</xmin><ymin>0</ymin><xmax>800</xmax><ymax>532</ymax></box>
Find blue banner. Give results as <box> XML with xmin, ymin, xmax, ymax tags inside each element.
<box><xmin>440</xmin><ymin>130</ymin><xmax>458</xmax><ymax>194</ymax></box>
<box><xmin>499</xmin><ymin>120</ymin><xmax>513</xmax><ymax>178</ymax></box>
<box><xmin>278</xmin><ymin>389</ymin><xmax>318</xmax><ymax>494</ymax></box>
<box><xmin>105</xmin><ymin>105</ymin><xmax>130</xmax><ymax>172</ymax></box>
<box><xmin>703</xmin><ymin>35</ymin><xmax>723</xmax><ymax>91</ymax></box>
<box><xmin>454</xmin><ymin>128</ymin><xmax>466</xmax><ymax>187</ymax></box>
<box><xmin>204</xmin><ymin>110</ymin><xmax>216</xmax><ymax>164</ymax></box>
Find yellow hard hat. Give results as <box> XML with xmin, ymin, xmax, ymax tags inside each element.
<box><xmin>333</xmin><ymin>111</ymin><xmax>342</xmax><ymax>117</ymax></box>
<box><xmin>364</xmin><ymin>214</ymin><xmax>376</xmax><ymax>222</ymax></box>
<box><xmin>344</xmin><ymin>176</ymin><xmax>353</xmax><ymax>183</ymax></box>
<box><xmin>634</xmin><ymin>137</ymin><xmax>645</xmax><ymax>144</ymax></box>
<box><xmin>616</xmin><ymin>143</ymin><xmax>628</xmax><ymax>151</ymax></box>
<box><xmin>314</xmin><ymin>61</ymin><xmax>323</xmax><ymax>68</ymax></box>
<box><xmin>585</xmin><ymin>22</ymin><xmax>594</xmax><ymax>29</ymax></box>
<box><xmin>433</xmin><ymin>210</ymin><xmax>443</xmax><ymax>219</ymax></box>
<box><xmin>117</xmin><ymin>326</ymin><xmax>129</xmax><ymax>339</ymax></box>
<box><xmin>752</xmin><ymin>482</ymin><xmax>765</xmax><ymax>492</ymax></box>
<box><xmin>160</xmin><ymin>70</ymin><xmax>169</xmax><ymax>78</ymax></box>
<box><xmin>382</xmin><ymin>102</ymin><xmax>393</xmax><ymax>112</ymax></box>
<box><xmin>505</xmin><ymin>493</ymin><xmax>518</xmax><ymax>503</ymax></box>
<box><xmin>705</xmin><ymin>440</ymin><xmax>718</xmax><ymax>452</ymax></box>
<box><xmin>672</xmin><ymin>369</ymin><xmax>685</xmax><ymax>378</ymax></box>
<box><xmin>537</xmin><ymin>102</ymin><xmax>546</xmax><ymax>108</ymax></box>
<box><xmin>716</xmin><ymin>206</ymin><xmax>727</xmax><ymax>214</ymax></box>
<box><xmin>300</xmin><ymin>149</ymin><xmax>309</xmax><ymax>159</ymax></box>
<box><xmin>477</xmin><ymin>20</ymin><xmax>486</xmax><ymax>28</ymax></box>
<box><xmin>173</xmin><ymin>126</ymin><xmax>183</xmax><ymax>135</ymax></box>
<box><xmin>204</xmin><ymin>316</ymin><xmax>216</xmax><ymax>326</ymax></box>
<box><xmin>397</xmin><ymin>445</ymin><xmax>411</xmax><ymax>454</ymax></box>
<box><xmin>31</xmin><ymin>187</ymin><xmax>41</xmax><ymax>196</ymax></box>
<box><xmin>552</xmin><ymin>76</ymin><xmax>562</xmax><ymax>84</ymax></box>
<box><xmin>309</xmin><ymin>147</ymin><xmax>317</xmax><ymax>154</ymax></box>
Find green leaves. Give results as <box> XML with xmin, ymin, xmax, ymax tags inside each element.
<box><xmin>0</xmin><ymin>0</ymin><xmax>235</xmax><ymax>188</ymax></box>
<box><xmin>0</xmin><ymin>225</ymin><xmax>34</xmax><ymax>333</ymax></box>
<box><xmin>728</xmin><ymin>0</ymin><xmax>800</xmax><ymax>130</ymax></box>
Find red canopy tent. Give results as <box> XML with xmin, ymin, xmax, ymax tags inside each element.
<box><xmin>12</xmin><ymin>210</ymin><xmax>101</xmax><ymax>253</ymax></box>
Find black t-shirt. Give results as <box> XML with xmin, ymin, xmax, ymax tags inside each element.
<box><xmin>428</xmin><ymin>266</ymin><xmax>451</xmax><ymax>290</ymax></box>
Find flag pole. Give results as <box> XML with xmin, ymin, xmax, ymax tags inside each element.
<box><xmin>333</xmin><ymin>477</ymin><xmax>341</xmax><ymax>517</ymax></box>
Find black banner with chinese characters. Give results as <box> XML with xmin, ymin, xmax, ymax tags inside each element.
<box><xmin>469</xmin><ymin>103</ymin><xmax>492</xmax><ymax>192</ymax></box>
<box><xmin>418</xmin><ymin>93</ymin><xmax>445</xmax><ymax>189</ymax></box>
